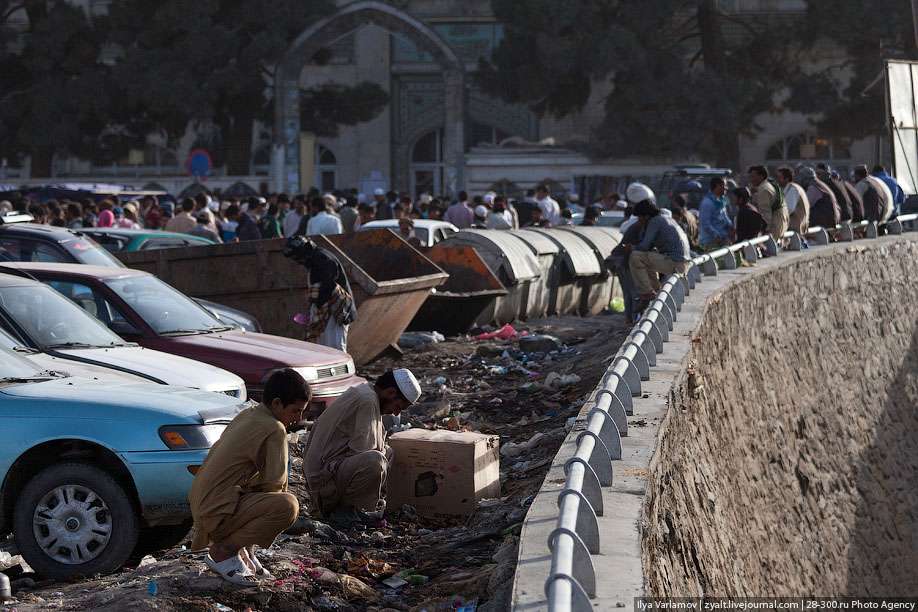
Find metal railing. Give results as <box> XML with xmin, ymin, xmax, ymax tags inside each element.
<box><xmin>542</xmin><ymin>213</ymin><xmax>918</xmax><ymax>611</ymax></box>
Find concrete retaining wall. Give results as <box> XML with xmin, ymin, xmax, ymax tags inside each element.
<box><xmin>643</xmin><ymin>239</ymin><xmax>918</xmax><ymax>596</ymax></box>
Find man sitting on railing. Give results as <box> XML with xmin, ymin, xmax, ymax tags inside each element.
<box><xmin>796</xmin><ymin>167</ymin><xmax>840</xmax><ymax>230</ymax></box>
<box><xmin>747</xmin><ymin>165</ymin><xmax>789</xmax><ymax>242</ymax></box>
<box><xmin>853</xmin><ymin>165</ymin><xmax>894</xmax><ymax>224</ymax></box>
<box><xmin>623</xmin><ymin>199</ymin><xmax>691</xmax><ymax>311</ymax></box>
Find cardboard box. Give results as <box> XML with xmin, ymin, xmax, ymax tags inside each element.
<box><xmin>387</xmin><ymin>429</ymin><xmax>501</xmax><ymax>518</ymax></box>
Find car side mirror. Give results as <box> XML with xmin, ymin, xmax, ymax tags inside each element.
<box><xmin>109</xmin><ymin>320</ymin><xmax>143</xmax><ymax>338</ymax></box>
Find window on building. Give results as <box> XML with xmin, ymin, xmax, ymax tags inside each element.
<box><xmin>466</xmin><ymin>121</ymin><xmax>513</xmax><ymax>150</ymax></box>
<box><xmin>410</xmin><ymin>129</ymin><xmax>443</xmax><ymax>198</ymax></box>
<box><xmin>315</xmin><ymin>145</ymin><xmax>337</xmax><ymax>192</ymax></box>
<box><xmin>765</xmin><ymin>132</ymin><xmax>852</xmax><ymax>173</ymax></box>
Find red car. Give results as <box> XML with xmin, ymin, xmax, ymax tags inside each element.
<box><xmin>0</xmin><ymin>263</ymin><xmax>364</xmax><ymax>419</ymax></box>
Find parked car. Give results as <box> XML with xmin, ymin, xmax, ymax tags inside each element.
<box><xmin>0</xmin><ymin>325</ymin><xmax>149</xmax><ymax>384</ymax></box>
<box><xmin>0</xmin><ymin>272</ymin><xmax>247</xmax><ymax>398</ymax></box>
<box><xmin>0</xmin><ymin>342</ymin><xmax>247</xmax><ymax>579</ymax></box>
<box><xmin>3</xmin><ymin>263</ymin><xmax>365</xmax><ymax>418</ymax></box>
<box><xmin>655</xmin><ymin>164</ymin><xmax>737</xmax><ymax>210</ymax></box>
<box><xmin>79</xmin><ymin>228</ymin><xmax>216</xmax><ymax>252</ymax></box>
<box><xmin>0</xmin><ymin>222</ymin><xmax>260</xmax><ymax>331</ymax></box>
<box><xmin>358</xmin><ymin>219</ymin><xmax>459</xmax><ymax>247</ymax></box>
<box><xmin>0</xmin><ymin>222</ymin><xmax>125</xmax><ymax>267</ymax></box>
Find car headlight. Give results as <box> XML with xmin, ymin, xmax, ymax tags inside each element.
<box><xmin>260</xmin><ymin>366</ymin><xmax>318</xmax><ymax>383</ymax></box>
<box><xmin>159</xmin><ymin>424</ymin><xmax>226</xmax><ymax>450</ymax></box>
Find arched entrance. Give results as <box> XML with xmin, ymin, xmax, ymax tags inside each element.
<box><xmin>274</xmin><ymin>1</ymin><xmax>466</xmax><ymax>196</ymax></box>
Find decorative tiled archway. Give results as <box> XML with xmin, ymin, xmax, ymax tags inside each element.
<box><xmin>273</xmin><ymin>0</ymin><xmax>466</xmax><ymax>195</ymax></box>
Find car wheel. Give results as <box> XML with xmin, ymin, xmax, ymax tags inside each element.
<box><xmin>13</xmin><ymin>462</ymin><xmax>139</xmax><ymax>580</ymax></box>
<box><xmin>134</xmin><ymin>519</ymin><xmax>192</xmax><ymax>556</ymax></box>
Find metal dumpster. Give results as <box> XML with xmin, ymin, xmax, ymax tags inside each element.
<box><xmin>503</xmin><ymin>229</ymin><xmax>556</xmax><ymax>318</ymax></box>
<box><xmin>514</xmin><ymin>228</ymin><xmax>601</xmax><ymax>316</ymax></box>
<box><xmin>406</xmin><ymin>246</ymin><xmax>507</xmax><ymax>335</ymax></box>
<box><xmin>437</xmin><ymin>229</ymin><xmax>541</xmax><ymax>327</ymax></box>
<box><xmin>558</xmin><ymin>226</ymin><xmax>622</xmax><ymax>315</ymax></box>
<box><xmin>116</xmin><ymin>230</ymin><xmax>447</xmax><ymax>365</ymax></box>
<box><xmin>312</xmin><ymin>230</ymin><xmax>448</xmax><ymax>363</ymax></box>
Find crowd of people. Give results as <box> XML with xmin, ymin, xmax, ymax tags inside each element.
<box><xmin>1</xmin><ymin>161</ymin><xmax>906</xmax><ymax>331</ymax></box>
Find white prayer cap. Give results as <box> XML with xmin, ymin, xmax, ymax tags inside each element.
<box><xmin>483</xmin><ymin>191</ymin><xmax>495</xmax><ymax>203</ymax></box>
<box><xmin>208</xmin><ymin>199</ymin><xmax>219</xmax><ymax>212</ymax></box>
<box><xmin>474</xmin><ymin>205</ymin><xmax>489</xmax><ymax>218</ymax></box>
<box><xmin>357</xmin><ymin>193</ymin><xmax>367</xmax><ymax>204</ymax></box>
<box><xmin>374</xmin><ymin>188</ymin><xmax>385</xmax><ymax>196</ymax></box>
<box><xmin>394</xmin><ymin>369</ymin><xmax>421</xmax><ymax>403</ymax></box>
<box><xmin>660</xmin><ymin>208</ymin><xmax>672</xmax><ymax>218</ymax></box>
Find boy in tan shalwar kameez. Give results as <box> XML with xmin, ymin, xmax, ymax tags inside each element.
<box><xmin>303</xmin><ymin>369</ymin><xmax>421</xmax><ymax>529</ymax></box>
<box><xmin>189</xmin><ymin>368</ymin><xmax>310</xmax><ymax>584</ymax></box>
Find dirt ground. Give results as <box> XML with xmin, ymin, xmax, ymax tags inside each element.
<box><xmin>2</xmin><ymin>311</ymin><xmax>631</xmax><ymax>612</ymax></box>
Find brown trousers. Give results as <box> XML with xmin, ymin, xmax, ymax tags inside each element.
<box><xmin>207</xmin><ymin>492</ymin><xmax>299</xmax><ymax>549</ymax></box>
<box><xmin>629</xmin><ymin>251</ymin><xmax>691</xmax><ymax>296</ymax></box>
<box><xmin>312</xmin><ymin>448</ymin><xmax>392</xmax><ymax>515</ymax></box>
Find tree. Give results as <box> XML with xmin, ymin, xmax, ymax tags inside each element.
<box><xmin>104</xmin><ymin>1</ymin><xmax>389</xmax><ymax>175</ymax></box>
<box><xmin>785</xmin><ymin>0</ymin><xmax>918</xmax><ymax>142</ymax></box>
<box><xmin>477</xmin><ymin>0</ymin><xmax>805</xmax><ymax>167</ymax></box>
<box><xmin>0</xmin><ymin>1</ymin><xmax>112</xmax><ymax>176</ymax></box>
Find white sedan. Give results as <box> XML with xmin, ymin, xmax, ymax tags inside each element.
<box><xmin>358</xmin><ymin>219</ymin><xmax>459</xmax><ymax>247</ymax></box>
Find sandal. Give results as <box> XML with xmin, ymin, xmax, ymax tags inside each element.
<box><xmin>243</xmin><ymin>545</ymin><xmax>275</xmax><ymax>581</ymax></box>
<box><xmin>204</xmin><ymin>553</ymin><xmax>258</xmax><ymax>585</ymax></box>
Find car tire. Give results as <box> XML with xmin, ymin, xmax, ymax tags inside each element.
<box><xmin>134</xmin><ymin>519</ymin><xmax>192</xmax><ymax>556</ymax></box>
<box><xmin>13</xmin><ymin>462</ymin><xmax>139</xmax><ymax>580</ymax></box>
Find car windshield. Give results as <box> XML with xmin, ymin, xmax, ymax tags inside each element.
<box><xmin>63</xmin><ymin>237</ymin><xmax>126</xmax><ymax>267</ymax></box>
<box><xmin>0</xmin><ymin>326</ymin><xmax>33</xmax><ymax>352</ymax></box>
<box><xmin>84</xmin><ymin>233</ymin><xmax>130</xmax><ymax>253</ymax></box>
<box><xmin>105</xmin><ymin>275</ymin><xmax>225</xmax><ymax>335</ymax></box>
<box><xmin>0</xmin><ymin>284</ymin><xmax>126</xmax><ymax>349</ymax></box>
<box><xmin>0</xmin><ymin>343</ymin><xmax>48</xmax><ymax>380</ymax></box>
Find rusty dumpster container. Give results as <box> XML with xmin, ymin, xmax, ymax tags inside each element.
<box><xmin>559</xmin><ymin>226</ymin><xmax>622</xmax><ymax>315</ymax></box>
<box><xmin>116</xmin><ymin>229</ymin><xmax>447</xmax><ymax>365</ymax></box>
<box><xmin>406</xmin><ymin>246</ymin><xmax>507</xmax><ymax>336</ymax></box>
<box><xmin>437</xmin><ymin>230</ymin><xmax>541</xmax><ymax>327</ymax></box>
<box><xmin>514</xmin><ymin>228</ymin><xmax>602</xmax><ymax>316</ymax></box>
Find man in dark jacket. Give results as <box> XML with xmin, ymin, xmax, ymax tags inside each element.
<box><xmin>283</xmin><ymin>236</ymin><xmax>357</xmax><ymax>351</ymax></box>
<box><xmin>797</xmin><ymin>167</ymin><xmax>839</xmax><ymax>229</ymax></box>
<box><xmin>226</xmin><ymin>204</ymin><xmax>262</xmax><ymax>241</ymax></box>
<box><xmin>817</xmin><ymin>164</ymin><xmax>853</xmax><ymax>223</ymax></box>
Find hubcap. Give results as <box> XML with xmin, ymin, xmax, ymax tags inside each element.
<box><xmin>32</xmin><ymin>485</ymin><xmax>112</xmax><ymax>565</ymax></box>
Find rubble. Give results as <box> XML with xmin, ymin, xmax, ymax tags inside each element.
<box><xmin>4</xmin><ymin>312</ymin><xmax>631</xmax><ymax>612</ymax></box>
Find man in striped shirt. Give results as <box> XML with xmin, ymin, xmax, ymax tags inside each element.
<box><xmin>623</xmin><ymin>200</ymin><xmax>692</xmax><ymax>304</ymax></box>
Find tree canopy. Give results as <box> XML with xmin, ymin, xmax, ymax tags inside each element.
<box><xmin>785</xmin><ymin>0</ymin><xmax>917</xmax><ymax>142</ymax></box>
<box><xmin>478</xmin><ymin>0</ymin><xmax>910</xmax><ymax>167</ymax></box>
<box><xmin>0</xmin><ymin>1</ymin><xmax>389</xmax><ymax>176</ymax></box>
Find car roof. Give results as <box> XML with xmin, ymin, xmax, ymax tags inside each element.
<box><xmin>0</xmin><ymin>223</ymin><xmax>90</xmax><ymax>242</ymax></box>
<box><xmin>81</xmin><ymin>228</ymin><xmax>213</xmax><ymax>241</ymax></box>
<box><xmin>361</xmin><ymin>219</ymin><xmax>459</xmax><ymax>230</ymax></box>
<box><xmin>0</xmin><ymin>262</ymin><xmax>147</xmax><ymax>280</ymax></box>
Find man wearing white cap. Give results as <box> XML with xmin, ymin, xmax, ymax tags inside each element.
<box><xmin>302</xmin><ymin>369</ymin><xmax>421</xmax><ymax>529</ymax></box>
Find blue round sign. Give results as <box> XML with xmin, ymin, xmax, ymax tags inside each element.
<box><xmin>187</xmin><ymin>149</ymin><xmax>213</xmax><ymax>179</ymax></box>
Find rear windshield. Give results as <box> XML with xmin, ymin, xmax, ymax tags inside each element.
<box><xmin>63</xmin><ymin>238</ymin><xmax>126</xmax><ymax>267</ymax></box>
<box><xmin>85</xmin><ymin>233</ymin><xmax>131</xmax><ymax>254</ymax></box>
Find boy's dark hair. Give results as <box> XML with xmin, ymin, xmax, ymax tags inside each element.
<box><xmin>268</xmin><ymin>203</ymin><xmax>279</xmax><ymax>216</ymax></box>
<box><xmin>747</xmin><ymin>165</ymin><xmax>768</xmax><ymax>179</ymax></box>
<box><xmin>226</xmin><ymin>204</ymin><xmax>241</xmax><ymax>218</ymax></box>
<box><xmin>633</xmin><ymin>199</ymin><xmax>660</xmax><ymax>217</ymax></box>
<box><xmin>263</xmin><ymin>368</ymin><xmax>311</xmax><ymax>406</ymax></box>
<box><xmin>709</xmin><ymin>176</ymin><xmax>726</xmax><ymax>190</ymax></box>
<box><xmin>181</xmin><ymin>198</ymin><xmax>195</xmax><ymax>212</ymax></box>
<box><xmin>376</xmin><ymin>370</ymin><xmax>408</xmax><ymax>402</ymax></box>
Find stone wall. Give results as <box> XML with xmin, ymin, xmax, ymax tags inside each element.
<box><xmin>642</xmin><ymin>239</ymin><xmax>918</xmax><ymax>596</ymax></box>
